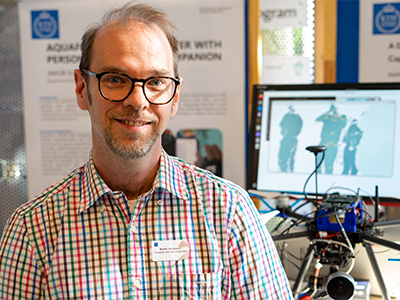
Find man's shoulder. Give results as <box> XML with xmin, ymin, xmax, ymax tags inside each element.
<box><xmin>15</xmin><ymin>166</ymin><xmax>85</xmax><ymax>218</ymax></box>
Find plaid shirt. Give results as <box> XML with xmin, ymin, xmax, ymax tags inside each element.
<box><xmin>0</xmin><ymin>150</ymin><xmax>293</xmax><ymax>299</ymax></box>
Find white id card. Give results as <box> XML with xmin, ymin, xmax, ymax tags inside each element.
<box><xmin>152</xmin><ymin>240</ymin><xmax>190</xmax><ymax>262</ymax></box>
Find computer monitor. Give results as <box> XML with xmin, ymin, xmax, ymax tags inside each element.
<box><xmin>247</xmin><ymin>83</ymin><xmax>400</xmax><ymax>202</ymax></box>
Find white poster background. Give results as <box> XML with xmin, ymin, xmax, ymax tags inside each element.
<box><xmin>19</xmin><ymin>0</ymin><xmax>246</xmax><ymax>198</ymax></box>
<box><xmin>359</xmin><ymin>0</ymin><xmax>400</xmax><ymax>82</ymax></box>
<box><xmin>262</xmin><ymin>55</ymin><xmax>311</xmax><ymax>83</ymax></box>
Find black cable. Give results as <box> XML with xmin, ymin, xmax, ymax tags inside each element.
<box><xmin>283</xmin><ymin>254</ymin><xmax>301</xmax><ymax>271</ymax></box>
<box><xmin>279</xmin><ymin>210</ymin><xmax>316</xmax><ymax>236</ymax></box>
<box><xmin>276</xmin><ymin>243</ymin><xmax>301</xmax><ymax>270</ymax></box>
<box><xmin>285</xmin><ymin>249</ymin><xmax>303</xmax><ymax>261</ymax></box>
<box><xmin>292</xmin><ymin>200</ymin><xmax>312</xmax><ymax>213</ymax></box>
<box><xmin>313</xmin><ymin>291</ymin><xmax>327</xmax><ymax>299</ymax></box>
<box><xmin>357</xmin><ymin>208</ymin><xmax>373</xmax><ymax>223</ymax></box>
<box><xmin>303</xmin><ymin>151</ymin><xmax>325</xmax><ymax>210</ymax></box>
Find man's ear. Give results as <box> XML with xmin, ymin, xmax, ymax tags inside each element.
<box><xmin>170</xmin><ymin>79</ymin><xmax>181</xmax><ymax>118</ymax></box>
<box><xmin>74</xmin><ymin>69</ymin><xmax>90</xmax><ymax>111</ymax></box>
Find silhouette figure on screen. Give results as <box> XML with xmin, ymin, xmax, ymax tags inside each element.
<box><xmin>342</xmin><ymin>119</ymin><xmax>363</xmax><ymax>175</ymax></box>
<box><xmin>316</xmin><ymin>105</ymin><xmax>346</xmax><ymax>174</ymax></box>
<box><xmin>278</xmin><ymin>106</ymin><xmax>303</xmax><ymax>172</ymax></box>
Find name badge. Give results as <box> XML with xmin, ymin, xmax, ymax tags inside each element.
<box><xmin>152</xmin><ymin>240</ymin><xmax>190</xmax><ymax>262</ymax></box>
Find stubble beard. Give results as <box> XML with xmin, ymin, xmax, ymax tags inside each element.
<box><xmin>104</xmin><ymin>122</ymin><xmax>159</xmax><ymax>160</ymax></box>
<box><xmin>88</xmin><ymin>90</ymin><xmax>160</xmax><ymax>160</ymax></box>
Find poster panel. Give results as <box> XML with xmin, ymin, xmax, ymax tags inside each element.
<box><xmin>359</xmin><ymin>0</ymin><xmax>400</xmax><ymax>82</ymax></box>
<box><xmin>260</xmin><ymin>0</ymin><xmax>307</xmax><ymax>29</ymax></box>
<box><xmin>19</xmin><ymin>0</ymin><xmax>246</xmax><ymax>198</ymax></box>
<box><xmin>259</xmin><ymin>0</ymin><xmax>311</xmax><ymax>84</ymax></box>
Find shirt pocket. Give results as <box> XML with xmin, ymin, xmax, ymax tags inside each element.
<box><xmin>163</xmin><ymin>271</ymin><xmax>222</xmax><ymax>300</ymax></box>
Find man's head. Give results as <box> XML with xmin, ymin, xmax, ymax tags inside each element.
<box><xmin>79</xmin><ymin>2</ymin><xmax>179</xmax><ymax>79</ymax></box>
<box><xmin>74</xmin><ymin>1</ymin><xmax>180</xmax><ymax>161</ymax></box>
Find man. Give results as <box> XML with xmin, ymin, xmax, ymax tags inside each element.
<box><xmin>316</xmin><ymin>104</ymin><xmax>347</xmax><ymax>174</ymax></box>
<box><xmin>342</xmin><ymin>119</ymin><xmax>363</xmax><ymax>175</ymax></box>
<box><xmin>278</xmin><ymin>105</ymin><xmax>303</xmax><ymax>172</ymax></box>
<box><xmin>0</xmin><ymin>2</ymin><xmax>293</xmax><ymax>299</ymax></box>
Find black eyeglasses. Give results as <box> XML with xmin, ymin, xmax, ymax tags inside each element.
<box><xmin>83</xmin><ymin>69</ymin><xmax>181</xmax><ymax>105</ymax></box>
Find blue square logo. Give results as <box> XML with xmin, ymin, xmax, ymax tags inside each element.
<box><xmin>31</xmin><ymin>10</ymin><xmax>59</xmax><ymax>39</ymax></box>
<box><xmin>373</xmin><ymin>3</ymin><xmax>400</xmax><ymax>35</ymax></box>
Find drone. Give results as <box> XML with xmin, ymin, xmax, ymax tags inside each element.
<box><xmin>266</xmin><ymin>146</ymin><xmax>400</xmax><ymax>300</ymax></box>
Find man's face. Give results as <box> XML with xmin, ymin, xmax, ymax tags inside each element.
<box><xmin>75</xmin><ymin>20</ymin><xmax>179</xmax><ymax>160</ymax></box>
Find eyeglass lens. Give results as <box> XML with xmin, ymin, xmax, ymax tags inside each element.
<box><xmin>100</xmin><ymin>73</ymin><xmax>176</xmax><ymax>104</ymax></box>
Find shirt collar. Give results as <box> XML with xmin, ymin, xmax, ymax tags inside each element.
<box><xmin>79</xmin><ymin>150</ymin><xmax>191</xmax><ymax>212</ymax></box>
<box><xmin>154</xmin><ymin>149</ymin><xmax>191</xmax><ymax>201</ymax></box>
<box><xmin>79</xmin><ymin>153</ymin><xmax>112</xmax><ymax>213</ymax></box>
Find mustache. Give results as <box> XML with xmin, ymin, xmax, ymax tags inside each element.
<box><xmin>109</xmin><ymin>109</ymin><xmax>152</xmax><ymax>120</ymax></box>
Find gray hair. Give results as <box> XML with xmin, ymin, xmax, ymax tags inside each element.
<box><xmin>79</xmin><ymin>1</ymin><xmax>179</xmax><ymax>77</ymax></box>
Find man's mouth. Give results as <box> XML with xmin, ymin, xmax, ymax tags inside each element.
<box><xmin>119</xmin><ymin>120</ymin><xmax>149</xmax><ymax>126</ymax></box>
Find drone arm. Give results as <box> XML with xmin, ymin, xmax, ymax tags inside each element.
<box><xmin>272</xmin><ymin>231</ymin><xmax>309</xmax><ymax>242</ymax></box>
<box><xmin>374</xmin><ymin>219</ymin><xmax>400</xmax><ymax>228</ymax></box>
<box><xmin>292</xmin><ymin>244</ymin><xmax>314</xmax><ymax>297</ymax></box>
<box><xmin>360</xmin><ymin>233</ymin><xmax>400</xmax><ymax>252</ymax></box>
<box><xmin>363</xmin><ymin>243</ymin><xmax>392</xmax><ymax>300</ymax></box>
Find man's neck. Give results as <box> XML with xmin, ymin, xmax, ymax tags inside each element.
<box><xmin>92</xmin><ymin>145</ymin><xmax>161</xmax><ymax>200</ymax></box>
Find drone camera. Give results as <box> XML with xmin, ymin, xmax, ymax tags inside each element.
<box><xmin>326</xmin><ymin>272</ymin><xmax>355</xmax><ymax>300</ymax></box>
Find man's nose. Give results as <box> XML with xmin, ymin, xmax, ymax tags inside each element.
<box><xmin>122</xmin><ymin>82</ymin><xmax>149</xmax><ymax>110</ymax></box>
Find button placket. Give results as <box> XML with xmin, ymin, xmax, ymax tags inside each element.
<box><xmin>98</xmin><ymin>205</ymin><xmax>106</xmax><ymax>213</ymax></box>
<box><xmin>133</xmin><ymin>277</ymin><xmax>142</xmax><ymax>288</ymax></box>
<box><xmin>128</xmin><ymin>195</ymin><xmax>145</xmax><ymax>296</ymax></box>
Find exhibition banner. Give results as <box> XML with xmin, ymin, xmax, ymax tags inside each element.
<box><xmin>358</xmin><ymin>0</ymin><xmax>400</xmax><ymax>82</ymax></box>
<box><xmin>19</xmin><ymin>0</ymin><xmax>246</xmax><ymax>198</ymax></box>
<box><xmin>334</xmin><ymin>0</ymin><xmax>400</xmax><ymax>82</ymax></box>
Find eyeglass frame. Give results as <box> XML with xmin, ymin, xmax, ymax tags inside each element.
<box><xmin>82</xmin><ymin>69</ymin><xmax>181</xmax><ymax>105</ymax></box>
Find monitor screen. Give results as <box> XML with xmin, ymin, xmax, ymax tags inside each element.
<box><xmin>247</xmin><ymin>83</ymin><xmax>400</xmax><ymax>201</ymax></box>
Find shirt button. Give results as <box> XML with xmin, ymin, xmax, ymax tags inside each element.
<box><xmin>99</xmin><ymin>206</ymin><xmax>106</xmax><ymax>213</ymax></box>
<box><xmin>132</xmin><ymin>225</ymin><xmax>138</xmax><ymax>233</ymax></box>
<box><xmin>158</xmin><ymin>200</ymin><xmax>162</xmax><ymax>205</ymax></box>
<box><xmin>133</xmin><ymin>277</ymin><xmax>142</xmax><ymax>288</ymax></box>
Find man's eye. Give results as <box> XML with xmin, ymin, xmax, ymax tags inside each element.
<box><xmin>102</xmin><ymin>74</ymin><xmax>128</xmax><ymax>85</ymax></box>
<box><xmin>109</xmin><ymin>76</ymin><xmax>122</xmax><ymax>83</ymax></box>
<box><xmin>148</xmin><ymin>78</ymin><xmax>166</xmax><ymax>87</ymax></box>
